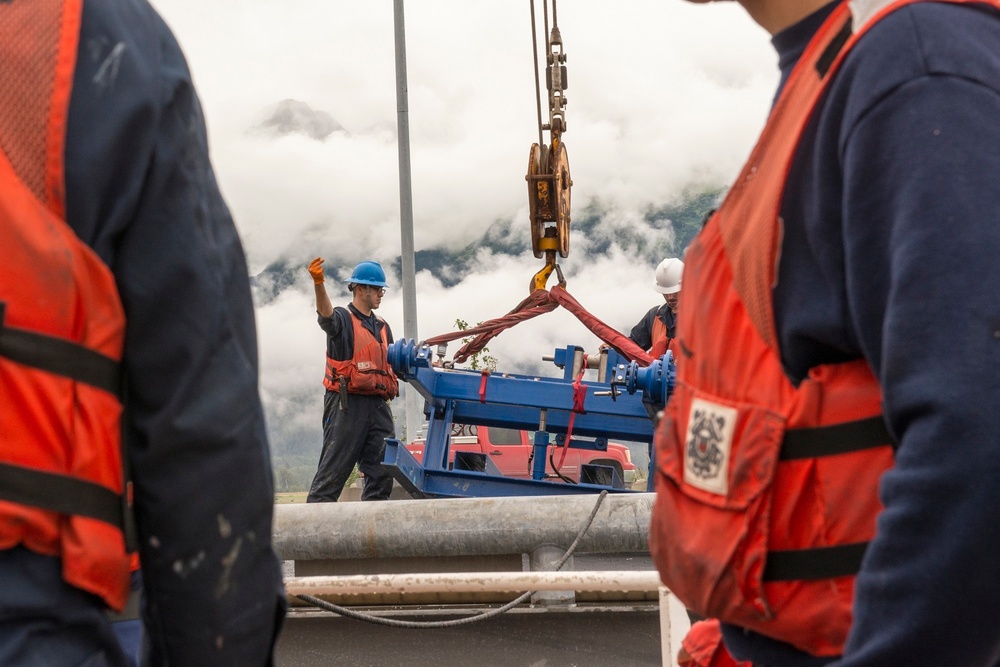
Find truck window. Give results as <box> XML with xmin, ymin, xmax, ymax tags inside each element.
<box><xmin>486</xmin><ymin>427</ymin><xmax>522</xmax><ymax>446</ymax></box>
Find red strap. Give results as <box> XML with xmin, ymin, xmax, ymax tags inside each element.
<box><xmin>556</xmin><ymin>354</ymin><xmax>588</xmax><ymax>472</ymax></box>
<box><xmin>549</xmin><ymin>286</ymin><xmax>654</xmax><ymax>366</ymax></box>
<box><xmin>571</xmin><ymin>360</ymin><xmax>588</xmax><ymax>415</ymax></box>
<box><xmin>478</xmin><ymin>369</ymin><xmax>489</xmax><ymax>403</ymax></box>
<box><xmin>423</xmin><ymin>286</ymin><xmax>656</xmax><ymax>367</ymax></box>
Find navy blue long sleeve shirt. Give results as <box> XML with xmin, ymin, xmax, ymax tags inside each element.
<box><xmin>65</xmin><ymin>1</ymin><xmax>285</xmax><ymax>663</ymax></box>
<box><xmin>628</xmin><ymin>303</ymin><xmax>677</xmax><ymax>352</ymax></box>
<box><xmin>720</xmin><ymin>2</ymin><xmax>1000</xmax><ymax>665</ymax></box>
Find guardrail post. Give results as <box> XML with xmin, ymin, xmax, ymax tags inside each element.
<box><xmin>529</xmin><ymin>544</ymin><xmax>575</xmax><ymax>605</ymax></box>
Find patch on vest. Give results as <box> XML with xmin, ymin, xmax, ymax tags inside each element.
<box><xmin>683</xmin><ymin>398</ymin><xmax>736</xmax><ymax>495</ymax></box>
<box><xmin>356</xmin><ymin>361</ymin><xmax>374</xmax><ymax>371</ymax></box>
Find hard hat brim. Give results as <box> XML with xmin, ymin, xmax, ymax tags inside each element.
<box><xmin>346</xmin><ymin>278</ymin><xmax>389</xmax><ymax>288</ymax></box>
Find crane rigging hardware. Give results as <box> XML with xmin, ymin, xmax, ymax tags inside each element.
<box><xmin>527</xmin><ymin>0</ymin><xmax>573</xmax><ymax>291</ymax></box>
<box><xmin>383</xmin><ymin>338</ymin><xmax>675</xmax><ymax>499</ymax></box>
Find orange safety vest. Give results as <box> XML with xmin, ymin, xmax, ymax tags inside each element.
<box><xmin>647</xmin><ymin>0</ymin><xmax>1000</xmax><ymax>655</ymax></box>
<box><xmin>0</xmin><ymin>0</ymin><xmax>130</xmax><ymax>610</ymax></box>
<box><xmin>650</xmin><ymin>315</ymin><xmax>678</xmax><ymax>360</ymax></box>
<box><xmin>680</xmin><ymin>619</ymin><xmax>752</xmax><ymax>667</ymax></box>
<box><xmin>324</xmin><ymin>311</ymin><xmax>398</xmax><ymax>400</ymax></box>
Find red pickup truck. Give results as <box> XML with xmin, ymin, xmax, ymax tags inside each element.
<box><xmin>405</xmin><ymin>423</ymin><xmax>637</xmax><ymax>486</ymax></box>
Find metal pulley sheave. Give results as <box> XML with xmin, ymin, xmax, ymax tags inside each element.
<box><xmin>526</xmin><ymin>140</ymin><xmax>572</xmax><ymax>259</ymax></box>
<box><xmin>526</xmin><ymin>1</ymin><xmax>572</xmax><ymax>291</ymax></box>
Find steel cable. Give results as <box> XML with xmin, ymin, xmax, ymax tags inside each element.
<box><xmin>293</xmin><ymin>490</ymin><xmax>608</xmax><ymax>628</ymax></box>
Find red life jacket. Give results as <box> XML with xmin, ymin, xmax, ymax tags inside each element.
<box><xmin>324</xmin><ymin>311</ymin><xmax>399</xmax><ymax>400</ymax></box>
<box><xmin>650</xmin><ymin>315</ymin><xmax>678</xmax><ymax>360</ymax></box>
<box><xmin>649</xmin><ymin>0</ymin><xmax>998</xmax><ymax>655</ymax></box>
<box><xmin>0</xmin><ymin>0</ymin><xmax>130</xmax><ymax>610</ymax></box>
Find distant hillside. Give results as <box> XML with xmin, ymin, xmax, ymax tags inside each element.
<box><xmin>251</xmin><ymin>187</ymin><xmax>722</xmax><ymax>305</ymax></box>
<box><xmin>254</xmin><ymin>186</ymin><xmax>722</xmax><ymax>475</ymax></box>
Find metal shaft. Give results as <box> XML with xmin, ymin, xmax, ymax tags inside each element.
<box><xmin>285</xmin><ymin>570</ymin><xmax>661</xmax><ymax>597</ymax></box>
<box><xmin>273</xmin><ymin>493</ymin><xmax>654</xmax><ymax>561</ymax></box>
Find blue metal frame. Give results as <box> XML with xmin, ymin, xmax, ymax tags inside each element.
<box><xmin>383</xmin><ymin>339</ymin><xmax>675</xmax><ymax>498</ymax></box>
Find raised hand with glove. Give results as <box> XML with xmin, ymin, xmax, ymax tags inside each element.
<box><xmin>308</xmin><ymin>257</ymin><xmax>334</xmax><ymax>317</ymax></box>
<box><xmin>308</xmin><ymin>257</ymin><xmax>326</xmax><ymax>285</ymax></box>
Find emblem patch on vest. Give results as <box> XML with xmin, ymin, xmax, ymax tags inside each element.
<box><xmin>683</xmin><ymin>398</ymin><xmax>736</xmax><ymax>495</ymax></box>
<box><xmin>356</xmin><ymin>361</ymin><xmax>374</xmax><ymax>371</ymax></box>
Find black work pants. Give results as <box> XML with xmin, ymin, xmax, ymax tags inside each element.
<box><xmin>307</xmin><ymin>390</ymin><xmax>395</xmax><ymax>502</ymax></box>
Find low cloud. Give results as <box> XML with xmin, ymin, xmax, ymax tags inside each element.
<box><xmin>150</xmin><ymin>0</ymin><xmax>778</xmax><ymax>456</ymax></box>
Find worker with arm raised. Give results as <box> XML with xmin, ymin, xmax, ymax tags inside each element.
<box><xmin>306</xmin><ymin>258</ymin><xmax>398</xmax><ymax>503</ymax></box>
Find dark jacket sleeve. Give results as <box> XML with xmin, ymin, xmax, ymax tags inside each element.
<box><xmin>66</xmin><ymin>1</ymin><xmax>285</xmax><ymax>663</ymax></box>
<box><xmin>628</xmin><ymin>305</ymin><xmax>659</xmax><ymax>351</ymax></box>
<box><xmin>837</xmin><ymin>11</ymin><xmax>1000</xmax><ymax>665</ymax></box>
<box><xmin>317</xmin><ymin>308</ymin><xmax>343</xmax><ymax>338</ymax></box>
<box><xmin>761</xmin><ymin>5</ymin><xmax>1000</xmax><ymax>665</ymax></box>
<box><xmin>320</xmin><ymin>307</ymin><xmax>354</xmax><ymax>361</ymax></box>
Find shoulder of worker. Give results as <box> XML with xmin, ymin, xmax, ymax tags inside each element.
<box><xmin>324</xmin><ymin>305</ymin><xmax>351</xmax><ymax>327</ymax></box>
<box><xmin>640</xmin><ymin>303</ymin><xmax>664</xmax><ymax>326</ymax></box>
<box><xmin>66</xmin><ymin>0</ymin><xmax>196</xmax><ymax>259</ymax></box>
<box><xmin>330</xmin><ymin>305</ymin><xmax>350</xmax><ymax>318</ymax></box>
<box><xmin>317</xmin><ymin>305</ymin><xmax>344</xmax><ymax>328</ymax></box>
<box><xmin>834</xmin><ymin>3</ymin><xmax>1000</xmax><ymax>133</ymax></box>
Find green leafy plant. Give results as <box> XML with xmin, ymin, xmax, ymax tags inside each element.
<box><xmin>455</xmin><ymin>318</ymin><xmax>498</xmax><ymax>372</ymax></box>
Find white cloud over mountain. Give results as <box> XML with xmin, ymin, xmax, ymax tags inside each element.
<box><xmin>149</xmin><ymin>0</ymin><xmax>779</xmax><ymax>456</ymax></box>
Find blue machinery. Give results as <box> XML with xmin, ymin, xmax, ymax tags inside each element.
<box><xmin>383</xmin><ymin>339</ymin><xmax>675</xmax><ymax>498</ymax></box>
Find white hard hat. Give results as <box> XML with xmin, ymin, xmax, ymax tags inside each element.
<box><xmin>654</xmin><ymin>258</ymin><xmax>684</xmax><ymax>294</ymax></box>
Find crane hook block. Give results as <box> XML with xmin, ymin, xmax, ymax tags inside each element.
<box><xmin>526</xmin><ymin>141</ymin><xmax>572</xmax><ymax>259</ymax></box>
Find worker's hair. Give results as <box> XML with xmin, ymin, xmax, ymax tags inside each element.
<box><xmin>347</xmin><ymin>283</ymin><xmax>358</xmax><ymax>293</ymax></box>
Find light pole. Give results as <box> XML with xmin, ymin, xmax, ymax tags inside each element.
<box><xmin>393</xmin><ymin>0</ymin><xmax>422</xmax><ymax>443</ymax></box>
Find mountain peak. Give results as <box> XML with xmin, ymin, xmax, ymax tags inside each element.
<box><xmin>251</xmin><ymin>99</ymin><xmax>345</xmax><ymax>141</ymax></box>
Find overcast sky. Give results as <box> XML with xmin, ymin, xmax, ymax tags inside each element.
<box><xmin>147</xmin><ymin>0</ymin><xmax>780</xmax><ymax>447</ymax></box>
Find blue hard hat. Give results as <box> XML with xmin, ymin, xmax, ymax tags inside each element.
<box><xmin>346</xmin><ymin>260</ymin><xmax>388</xmax><ymax>288</ymax></box>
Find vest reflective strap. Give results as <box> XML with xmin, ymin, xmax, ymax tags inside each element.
<box><xmin>780</xmin><ymin>415</ymin><xmax>894</xmax><ymax>460</ymax></box>
<box><xmin>763</xmin><ymin>541</ymin><xmax>869</xmax><ymax>582</ymax></box>
<box><xmin>0</xmin><ymin>461</ymin><xmax>124</xmax><ymax>529</ymax></box>
<box><xmin>815</xmin><ymin>15</ymin><xmax>854</xmax><ymax>77</ymax></box>
<box><xmin>0</xmin><ymin>303</ymin><xmax>121</xmax><ymax>396</ymax></box>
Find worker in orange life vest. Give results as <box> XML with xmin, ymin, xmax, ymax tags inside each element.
<box><xmin>0</xmin><ymin>1</ymin><xmax>285</xmax><ymax>664</ymax></box>
<box><xmin>628</xmin><ymin>257</ymin><xmax>683</xmax><ymax>361</ymax></box>
<box><xmin>306</xmin><ymin>258</ymin><xmax>399</xmax><ymax>502</ymax></box>
<box><xmin>650</xmin><ymin>0</ymin><xmax>1000</xmax><ymax>665</ymax></box>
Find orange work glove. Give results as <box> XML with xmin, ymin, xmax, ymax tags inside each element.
<box><xmin>307</xmin><ymin>257</ymin><xmax>325</xmax><ymax>285</ymax></box>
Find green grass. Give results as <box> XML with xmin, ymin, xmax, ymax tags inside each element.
<box><xmin>275</xmin><ymin>492</ymin><xmax>308</xmax><ymax>504</ymax></box>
